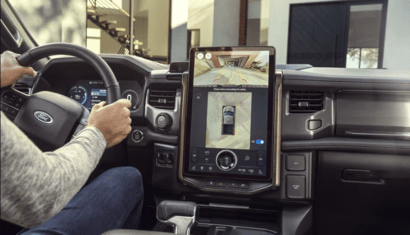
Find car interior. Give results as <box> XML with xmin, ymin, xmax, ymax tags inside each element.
<box><xmin>1</xmin><ymin>1</ymin><xmax>410</xmax><ymax>235</ymax></box>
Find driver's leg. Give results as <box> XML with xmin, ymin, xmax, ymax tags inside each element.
<box><xmin>18</xmin><ymin>166</ymin><xmax>144</xmax><ymax>235</ymax></box>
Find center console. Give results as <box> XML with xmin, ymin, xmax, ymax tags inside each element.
<box><xmin>178</xmin><ymin>47</ymin><xmax>282</xmax><ymax>194</ymax></box>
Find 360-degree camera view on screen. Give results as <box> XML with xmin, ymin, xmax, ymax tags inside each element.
<box><xmin>190</xmin><ymin>50</ymin><xmax>270</xmax><ymax>154</ymax></box>
<box><xmin>193</xmin><ymin>51</ymin><xmax>269</xmax><ymax>87</ymax></box>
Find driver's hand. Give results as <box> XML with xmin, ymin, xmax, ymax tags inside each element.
<box><xmin>86</xmin><ymin>99</ymin><xmax>132</xmax><ymax>148</ymax></box>
<box><xmin>0</xmin><ymin>51</ymin><xmax>37</xmax><ymax>88</ymax></box>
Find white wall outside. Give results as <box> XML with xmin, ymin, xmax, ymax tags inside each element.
<box><xmin>382</xmin><ymin>0</ymin><xmax>410</xmax><ymax>70</ymax></box>
<box><xmin>212</xmin><ymin>0</ymin><xmax>240</xmax><ymax>47</ymax></box>
<box><xmin>188</xmin><ymin>0</ymin><xmax>215</xmax><ymax>47</ymax></box>
<box><xmin>170</xmin><ymin>0</ymin><xmax>188</xmax><ymax>62</ymax></box>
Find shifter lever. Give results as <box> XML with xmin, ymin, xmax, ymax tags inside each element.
<box><xmin>157</xmin><ymin>200</ymin><xmax>197</xmax><ymax>235</ymax></box>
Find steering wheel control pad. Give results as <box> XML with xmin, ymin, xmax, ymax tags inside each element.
<box><xmin>14</xmin><ymin>91</ymin><xmax>83</xmax><ymax>151</ymax></box>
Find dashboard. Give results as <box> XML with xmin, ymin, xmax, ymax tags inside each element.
<box><xmin>7</xmin><ymin>53</ymin><xmax>408</xmax><ymax>235</ymax></box>
<box><xmin>25</xmin><ymin>54</ymin><xmax>410</xmax><ymax>199</ymax></box>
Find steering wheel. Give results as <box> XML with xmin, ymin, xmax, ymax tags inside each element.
<box><xmin>1</xmin><ymin>43</ymin><xmax>120</xmax><ymax>151</ymax></box>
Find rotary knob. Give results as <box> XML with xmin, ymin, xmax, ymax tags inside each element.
<box><xmin>156</xmin><ymin>113</ymin><xmax>172</xmax><ymax>129</ymax></box>
<box><xmin>216</xmin><ymin>150</ymin><xmax>238</xmax><ymax>171</ymax></box>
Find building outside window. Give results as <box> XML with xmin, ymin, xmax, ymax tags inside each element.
<box><xmin>7</xmin><ymin>0</ymin><xmax>410</xmax><ymax>70</ymax></box>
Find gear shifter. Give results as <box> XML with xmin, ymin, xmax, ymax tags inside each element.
<box><xmin>157</xmin><ymin>201</ymin><xmax>197</xmax><ymax>235</ymax></box>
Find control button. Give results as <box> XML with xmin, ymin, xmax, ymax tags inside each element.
<box><xmin>257</xmin><ymin>152</ymin><xmax>265</xmax><ymax>167</ymax></box>
<box><xmin>206</xmin><ymin>180</ymin><xmax>216</xmax><ymax>187</ymax></box>
<box><xmin>257</xmin><ymin>169</ymin><xmax>264</xmax><ymax>175</ymax></box>
<box><xmin>228</xmin><ymin>182</ymin><xmax>239</xmax><ymax>188</ymax></box>
<box><xmin>237</xmin><ymin>168</ymin><xmax>246</xmax><ymax>174</ymax></box>
<box><xmin>216</xmin><ymin>181</ymin><xmax>226</xmax><ymax>187</ymax></box>
<box><xmin>131</xmin><ymin>130</ymin><xmax>144</xmax><ymax>143</ymax></box>
<box><xmin>164</xmin><ymin>153</ymin><xmax>174</xmax><ymax>164</ymax></box>
<box><xmin>2</xmin><ymin>104</ymin><xmax>10</xmax><ymax>113</ymax></box>
<box><xmin>216</xmin><ymin>150</ymin><xmax>238</xmax><ymax>171</ymax></box>
<box><xmin>191</xmin><ymin>165</ymin><xmax>197</xmax><ymax>171</ymax></box>
<box><xmin>9</xmin><ymin>108</ymin><xmax>17</xmax><ymax>116</ymax></box>
<box><xmin>239</xmin><ymin>182</ymin><xmax>249</xmax><ymax>189</ymax></box>
<box><xmin>195</xmin><ymin>94</ymin><xmax>202</xmax><ymax>100</ymax></box>
<box><xmin>286</xmin><ymin>154</ymin><xmax>305</xmax><ymax>171</ymax></box>
<box><xmin>157</xmin><ymin>116</ymin><xmax>166</xmax><ymax>125</ymax></box>
<box><xmin>191</xmin><ymin>156</ymin><xmax>198</xmax><ymax>163</ymax></box>
<box><xmin>244</xmin><ymin>154</ymin><xmax>251</xmax><ymax>161</ymax></box>
<box><xmin>204</xmin><ymin>157</ymin><xmax>210</xmax><ymax>163</ymax></box>
<box><xmin>156</xmin><ymin>113</ymin><xmax>172</xmax><ymax>129</ymax></box>
<box><xmin>248</xmin><ymin>169</ymin><xmax>255</xmax><ymax>174</ymax></box>
<box><xmin>207</xmin><ymin>166</ymin><xmax>214</xmax><ymax>172</ymax></box>
<box><xmin>191</xmin><ymin>149</ymin><xmax>198</xmax><ymax>163</ymax></box>
<box><xmin>256</xmin><ymin>139</ymin><xmax>265</xmax><ymax>145</ymax></box>
<box><xmin>199</xmin><ymin>165</ymin><xmax>205</xmax><ymax>171</ymax></box>
<box><xmin>221</xmin><ymin>156</ymin><xmax>232</xmax><ymax>167</ymax></box>
<box><xmin>308</xmin><ymin>120</ymin><xmax>322</xmax><ymax>130</ymax></box>
<box><xmin>204</xmin><ymin>150</ymin><xmax>210</xmax><ymax>156</ymax></box>
<box><xmin>286</xmin><ymin>175</ymin><xmax>306</xmax><ymax>199</ymax></box>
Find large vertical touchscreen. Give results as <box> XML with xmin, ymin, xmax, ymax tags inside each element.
<box><xmin>185</xmin><ymin>48</ymin><xmax>274</xmax><ymax>180</ymax></box>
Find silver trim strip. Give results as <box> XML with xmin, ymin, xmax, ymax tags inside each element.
<box><xmin>345</xmin><ymin>131</ymin><xmax>410</xmax><ymax>139</ymax></box>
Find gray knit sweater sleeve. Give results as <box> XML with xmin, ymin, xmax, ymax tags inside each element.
<box><xmin>1</xmin><ymin>111</ymin><xmax>107</xmax><ymax>228</ymax></box>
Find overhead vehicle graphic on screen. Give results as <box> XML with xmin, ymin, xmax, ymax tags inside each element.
<box><xmin>222</xmin><ymin>106</ymin><xmax>235</xmax><ymax>135</ymax></box>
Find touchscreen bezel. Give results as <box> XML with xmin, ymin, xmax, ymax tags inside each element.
<box><xmin>183</xmin><ymin>46</ymin><xmax>276</xmax><ymax>181</ymax></box>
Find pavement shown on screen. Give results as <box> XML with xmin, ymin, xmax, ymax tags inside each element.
<box><xmin>206</xmin><ymin>92</ymin><xmax>252</xmax><ymax>150</ymax></box>
<box><xmin>195</xmin><ymin>67</ymin><xmax>268</xmax><ymax>87</ymax></box>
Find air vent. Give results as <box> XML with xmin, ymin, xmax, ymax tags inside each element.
<box><xmin>13</xmin><ymin>84</ymin><xmax>31</xmax><ymax>95</ymax></box>
<box><xmin>289</xmin><ymin>91</ymin><xmax>324</xmax><ymax>113</ymax></box>
<box><xmin>148</xmin><ymin>89</ymin><xmax>176</xmax><ymax>109</ymax></box>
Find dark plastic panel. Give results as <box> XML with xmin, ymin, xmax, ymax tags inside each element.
<box><xmin>336</xmin><ymin>91</ymin><xmax>410</xmax><ymax>137</ymax></box>
<box><xmin>314</xmin><ymin>151</ymin><xmax>410</xmax><ymax>235</ymax></box>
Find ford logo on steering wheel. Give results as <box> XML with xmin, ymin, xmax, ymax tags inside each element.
<box><xmin>34</xmin><ymin>111</ymin><xmax>53</xmax><ymax>124</ymax></box>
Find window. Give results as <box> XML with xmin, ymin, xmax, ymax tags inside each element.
<box><xmin>287</xmin><ymin>1</ymin><xmax>387</xmax><ymax>68</ymax></box>
<box><xmin>246</xmin><ymin>0</ymin><xmax>270</xmax><ymax>46</ymax></box>
<box><xmin>8</xmin><ymin>0</ymin><xmax>87</xmax><ymax>46</ymax></box>
<box><xmin>346</xmin><ymin>4</ymin><xmax>384</xmax><ymax>69</ymax></box>
<box><xmin>86</xmin><ymin>0</ymin><xmax>170</xmax><ymax>63</ymax></box>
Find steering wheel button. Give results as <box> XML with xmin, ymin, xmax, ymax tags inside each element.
<box><xmin>9</xmin><ymin>109</ymin><xmax>17</xmax><ymax>116</ymax></box>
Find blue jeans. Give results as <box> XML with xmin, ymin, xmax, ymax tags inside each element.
<box><xmin>18</xmin><ymin>167</ymin><xmax>144</xmax><ymax>235</ymax></box>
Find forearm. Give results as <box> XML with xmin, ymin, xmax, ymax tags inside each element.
<box><xmin>1</xmin><ymin>113</ymin><xmax>106</xmax><ymax>227</ymax></box>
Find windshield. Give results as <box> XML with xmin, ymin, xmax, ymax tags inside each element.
<box><xmin>7</xmin><ymin>0</ymin><xmax>409</xmax><ymax>69</ymax></box>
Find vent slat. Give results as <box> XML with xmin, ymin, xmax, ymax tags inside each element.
<box><xmin>289</xmin><ymin>90</ymin><xmax>324</xmax><ymax>113</ymax></box>
<box><xmin>148</xmin><ymin>89</ymin><xmax>176</xmax><ymax>109</ymax></box>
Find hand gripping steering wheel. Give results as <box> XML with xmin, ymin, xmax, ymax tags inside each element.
<box><xmin>2</xmin><ymin>43</ymin><xmax>121</xmax><ymax>151</ymax></box>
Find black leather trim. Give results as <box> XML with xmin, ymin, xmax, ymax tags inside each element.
<box><xmin>282</xmin><ymin>137</ymin><xmax>410</xmax><ymax>155</ymax></box>
<box><xmin>157</xmin><ymin>200</ymin><xmax>196</xmax><ymax>221</ymax></box>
